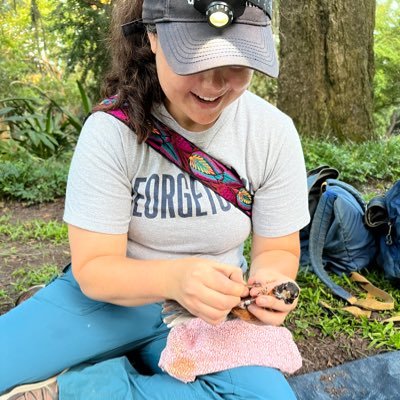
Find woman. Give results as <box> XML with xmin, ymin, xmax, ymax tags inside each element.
<box><xmin>0</xmin><ymin>0</ymin><xmax>310</xmax><ymax>398</ymax></box>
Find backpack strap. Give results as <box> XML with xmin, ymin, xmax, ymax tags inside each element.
<box><xmin>96</xmin><ymin>101</ymin><xmax>253</xmax><ymax>218</ymax></box>
<box><xmin>308</xmin><ymin>189</ymin><xmax>357</xmax><ymax>302</ymax></box>
<box><xmin>326</xmin><ymin>179</ymin><xmax>366</xmax><ymax>209</ymax></box>
<box><xmin>300</xmin><ymin>166</ymin><xmax>340</xmax><ymax>266</ymax></box>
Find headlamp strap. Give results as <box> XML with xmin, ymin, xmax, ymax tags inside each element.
<box><xmin>121</xmin><ymin>20</ymin><xmax>145</xmax><ymax>37</ymax></box>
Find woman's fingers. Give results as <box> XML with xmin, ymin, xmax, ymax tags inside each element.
<box><xmin>193</xmin><ymin>286</ymin><xmax>242</xmax><ymax>312</ymax></box>
<box><xmin>189</xmin><ymin>301</ymin><xmax>234</xmax><ymax>325</ymax></box>
<box><xmin>184</xmin><ymin>289</ymin><xmax>241</xmax><ymax>324</ymax></box>
<box><xmin>205</xmin><ymin>265</ymin><xmax>248</xmax><ymax>298</ymax></box>
<box><xmin>247</xmin><ymin>303</ymin><xmax>288</xmax><ymax>326</ymax></box>
<box><xmin>254</xmin><ymin>294</ymin><xmax>298</xmax><ymax>313</ymax></box>
<box><xmin>173</xmin><ymin>259</ymin><xmax>250</xmax><ymax>324</ymax></box>
<box><xmin>246</xmin><ymin>290</ymin><xmax>299</xmax><ymax>325</ymax></box>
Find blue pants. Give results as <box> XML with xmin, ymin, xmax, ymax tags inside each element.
<box><xmin>0</xmin><ymin>266</ymin><xmax>297</xmax><ymax>399</ymax></box>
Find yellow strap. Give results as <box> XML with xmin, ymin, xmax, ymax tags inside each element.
<box><xmin>342</xmin><ymin>306</ymin><xmax>372</xmax><ymax>318</ymax></box>
<box><xmin>319</xmin><ymin>301</ymin><xmax>371</xmax><ymax>318</ymax></box>
<box><xmin>349</xmin><ymin>272</ymin><xmax>394</xmax><ymax>311</ymax></box>
<box><xmin>382</xmin><ymin>315</ymin><xmax>400</xmax><ymax>323</ymax></box>
<box><xmin>319</xmin><ymin>272</ymin><xmax>395</xmax><ymax>319</ymax></box>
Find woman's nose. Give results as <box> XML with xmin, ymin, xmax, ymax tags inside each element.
<box><xmin>201</xmin><ymin>68</ymin><xmax>226</xmax><ymax>90</ymax></box>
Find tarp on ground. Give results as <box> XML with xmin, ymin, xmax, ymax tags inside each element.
<box><xmin>288</xmin><ymin>351</ymin><xmax>400</xmax><ymax>400</ymax></box>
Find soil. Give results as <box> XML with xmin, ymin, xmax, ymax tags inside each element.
<box><xmin>0</xmin><ymin>198</ymin><xmax>387</xmax><ymax>376</ymax></box>
<box><xmin>0</xmin><ymin>198</ymin><xmax>70</xmax><ymax>315</ymax></box>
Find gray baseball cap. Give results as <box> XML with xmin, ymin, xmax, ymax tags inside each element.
<box><xmin>142</xmin><ymin>0</ymin><xmax>278</xmax><ymax>77</ymax></box>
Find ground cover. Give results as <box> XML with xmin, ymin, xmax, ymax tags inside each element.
<box><xmin>1</xmin><ymin>197</ymin><xmax>399</xmax><ymax>376</ymax></box>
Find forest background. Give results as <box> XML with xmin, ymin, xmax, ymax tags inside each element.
<box><xmin>1</xmin><ymin>0</ymin><xmax>400</xmax><ymax>375</ymax></box>
<box><xmin>1</xmin><ymin>0</ymin><xmax>400</xmax><ymax>196</ymax></box>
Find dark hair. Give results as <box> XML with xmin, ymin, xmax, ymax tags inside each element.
<box><xmin>100</xmin><ymin>0</ymin><xmax>164</xmax><ymax>142</ymax></box>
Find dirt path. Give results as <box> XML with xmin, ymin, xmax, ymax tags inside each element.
<box><xmin>0</xmin><ymin>198</ymin><xmax>70</xmax><ymax>314</ymax></box>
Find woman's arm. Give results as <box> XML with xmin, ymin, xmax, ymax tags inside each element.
<box><xmin>247</xmin><ymin>231</ymin><xmax>301</xmax><ymax>325</ymax></box>
<box><xmin>68</xmin><ymin>224</ymin><xmax>248</xmax><ymax>324</ymax></box>
<box><xmin>69</xmin><ymin>224</ymin><xmax>173</xmax><ymax>305</ymax></box>
<box><xmin>250</xmin><ymin>231</ymin><xmax>300</xmax><ymax>279</ymax></box>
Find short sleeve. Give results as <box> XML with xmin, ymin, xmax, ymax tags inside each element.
<box><xmin>252</xmin><ymin>119</ymin><xmax>310</xmax><ymax>237</ymax></box>
<box><xmin>63</xmin><ymin>112</ymin><xmax>133</xmax><ymax>234</ymax></box>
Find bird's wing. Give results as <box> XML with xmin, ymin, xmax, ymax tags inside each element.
<box><xmin>162</xmin><ymin>300</ymin><xmax>196</xmax><ymax>328</ymax></box>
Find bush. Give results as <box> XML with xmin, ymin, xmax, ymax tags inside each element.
<box><xmin>0</xmin><ymin>97</ymin><xmax>77</xmax><ymax>159</ymax></box>
<box><xmin>374</xmin><ymin>0</ymin><xmax>400</xmax><ymax>135</ymax></box>
<box><xmin>301</xmin><ymin>135</ymin><xmax>400</xmax><ymax>187</ymax></box>
<box><xmin>0</xmin><ymin>81</ymin><xmax>91</xmax><ymax>159</ymax></box>
<box><xmin>0</xmin><ymin>144</ymin><xmax>71</xmax><ymax>203</ymax></box>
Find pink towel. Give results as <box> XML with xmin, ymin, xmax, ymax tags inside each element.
<box><xmin>158</xmin><ymin>318</ymin><xmax>302</xmax><ymax>383</ymax></box>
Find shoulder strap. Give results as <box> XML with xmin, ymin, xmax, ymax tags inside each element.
<box><xmin>326</xmin><ymin>178</ymin><xmax>366</xmax><ymax>210</ymax></box>
<box><xmin>308</xmin><ymin>189</ymin><xmax>356</xmax><ymax>302</ymax></box>
<box><xmin>98</xmin><ymin>103</ymin><xmax>253</xmax><ymax>218</ymax></box>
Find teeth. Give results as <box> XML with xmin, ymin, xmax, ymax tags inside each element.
<box><xmin>197</xmin><ymin>94</ymin><xmax>218</xmax><ymax>102</ymax></box>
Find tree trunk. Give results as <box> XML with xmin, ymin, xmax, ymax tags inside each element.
<box><xmin>277</xmin><ymin>0</ymin><xmax>376</xmax><ymax>142</ymax></box>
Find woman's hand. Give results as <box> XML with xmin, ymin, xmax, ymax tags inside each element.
<box><xmin>167</xmin><ymin>258</ymin><xmax>249</xmax><ymax>325</ymax></box>
<box><xmin>246</xmin><ymin>270</ymin><xmax>300</xmax><ymax>326</ymax></box>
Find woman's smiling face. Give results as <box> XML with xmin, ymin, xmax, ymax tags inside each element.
<box><xmin>148</xmin><ymin>34</ymin><xmax>254</xmax><ymax>132</ymax></box>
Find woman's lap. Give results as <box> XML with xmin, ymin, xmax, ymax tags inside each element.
<box><xmin>59</xmin><ymin>357</ymin><xmax>296</xmax><ymax>400</ymax></box>
<box><xmin>0</xmin><ymin>266</ymin><xmax>168</xmax><ymax>392</ymax></box>
<box><xmin>0</xmin><ymin>266</ymin><xmax>296</xmax><ymax>399</ymax></box>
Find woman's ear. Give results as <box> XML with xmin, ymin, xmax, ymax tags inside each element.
<box><xmin>148</xmin><ymin>33</ymin><xmax>157</xmax><ymax>54</ymax></box>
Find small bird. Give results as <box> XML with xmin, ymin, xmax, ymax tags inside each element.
<box><xmin>162</xmin><ymin>281</ymin><xmax>300</xmax><ymax>328</ymax></box>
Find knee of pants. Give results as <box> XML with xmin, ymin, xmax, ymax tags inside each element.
<box><xmin>203</xmin><ymin>366</ymin><xmax>297</xmax><ymax>400</ymax></box>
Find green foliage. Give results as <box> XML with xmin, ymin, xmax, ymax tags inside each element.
<box><xmin>0</xmin><ymin>216</ymin><xmax>68</xmax><ymax>244</ymax></box>
<box><xmin>0</xmin><ymin>97</ymin><xmax>76</xmax><ymax>158</ymax></box>
<box><xmin>0</xmin><ymin>81</ymin><xmax>92</xmax><ymax>158</ymax></box>
<box><xmin>301</xmin><ymin>135</ymin><xmax>400</xmax><ymax>186</ymax></box>
<box><xmin>0</xmin><ymin>0</ymin><xmax>96</xmax><ymax>118</ymax></box>
<box><xmin>50</xmin><ymin>0</ymin><xmax>112</xmax><ymax>93</ymax></box>
<box><xmin>0</xmin><ymin>1</ymin><xmax>40</xmax><ymax>96</ymax></box>
<box><xmin>243</xmin><ymin>238</ymin><xmax>400</xmax><ymax>351</ymax></box>
<box><xmin>0</xmin><ymin>137</ymin><xmax>34</xmax><ymax>162</ymax></box>
<box><xmin>0</xmin><ymin>147</ymin><xmax>70</xmax><ymax>203</ymax></box>
<box><xmin>1</xmin><ymin>1</ymin><xmax>65</xmax><ymax>95</ymax></box>
<box><xmin>374</xmin><ymin>0</ymin><xmax>400</xmax><ymax>135</ymax></box>
<box><xmin>76</xmin><ymin>80</ymin><xmax>93</xmax><ymax>115</ymax></box>
<box><xmin>11</xmin><ymin>264</ymin><xmax>59</xmax><ymax>292</ymax></box>
<box><xmin>288</xmin><ymin>269</ymin><xmax>400</xmax><ymax>351</ymax></box>
<box><xmin>249</xmin><ymin>72</ymin><xmax>277</xmax><ymax>104</ymax></box>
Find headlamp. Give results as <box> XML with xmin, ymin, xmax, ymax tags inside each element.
<box><xmin>194</xmin><ymin>0</ymin><xmax>272</xmax><ymax>29</ymax></box>
<box><xmin>194</xmin><ymin>0</ymin><xmax>245</xmax><ymax>28</ymax></box>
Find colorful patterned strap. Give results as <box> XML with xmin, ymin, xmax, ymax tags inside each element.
<box><xmin>95</xmin><ymin>98</ymin><xmax>253</xmax><ymax>218</ymax></box>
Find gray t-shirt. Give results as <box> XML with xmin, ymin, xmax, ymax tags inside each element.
<box><xmin>64</xmin><ymin>90</ymin><xmax>310</xmax><ymax>271</ymax></box>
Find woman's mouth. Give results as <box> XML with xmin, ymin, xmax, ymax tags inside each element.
<box><xmin>197</xmin><ymin>94</ymin><xmax>219</xmax><ymax>102</ymax></box>
<box><xmin>192</xmin><ymin>92</ymin><xmax>223</xmax><ymax>105</ymax></box>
